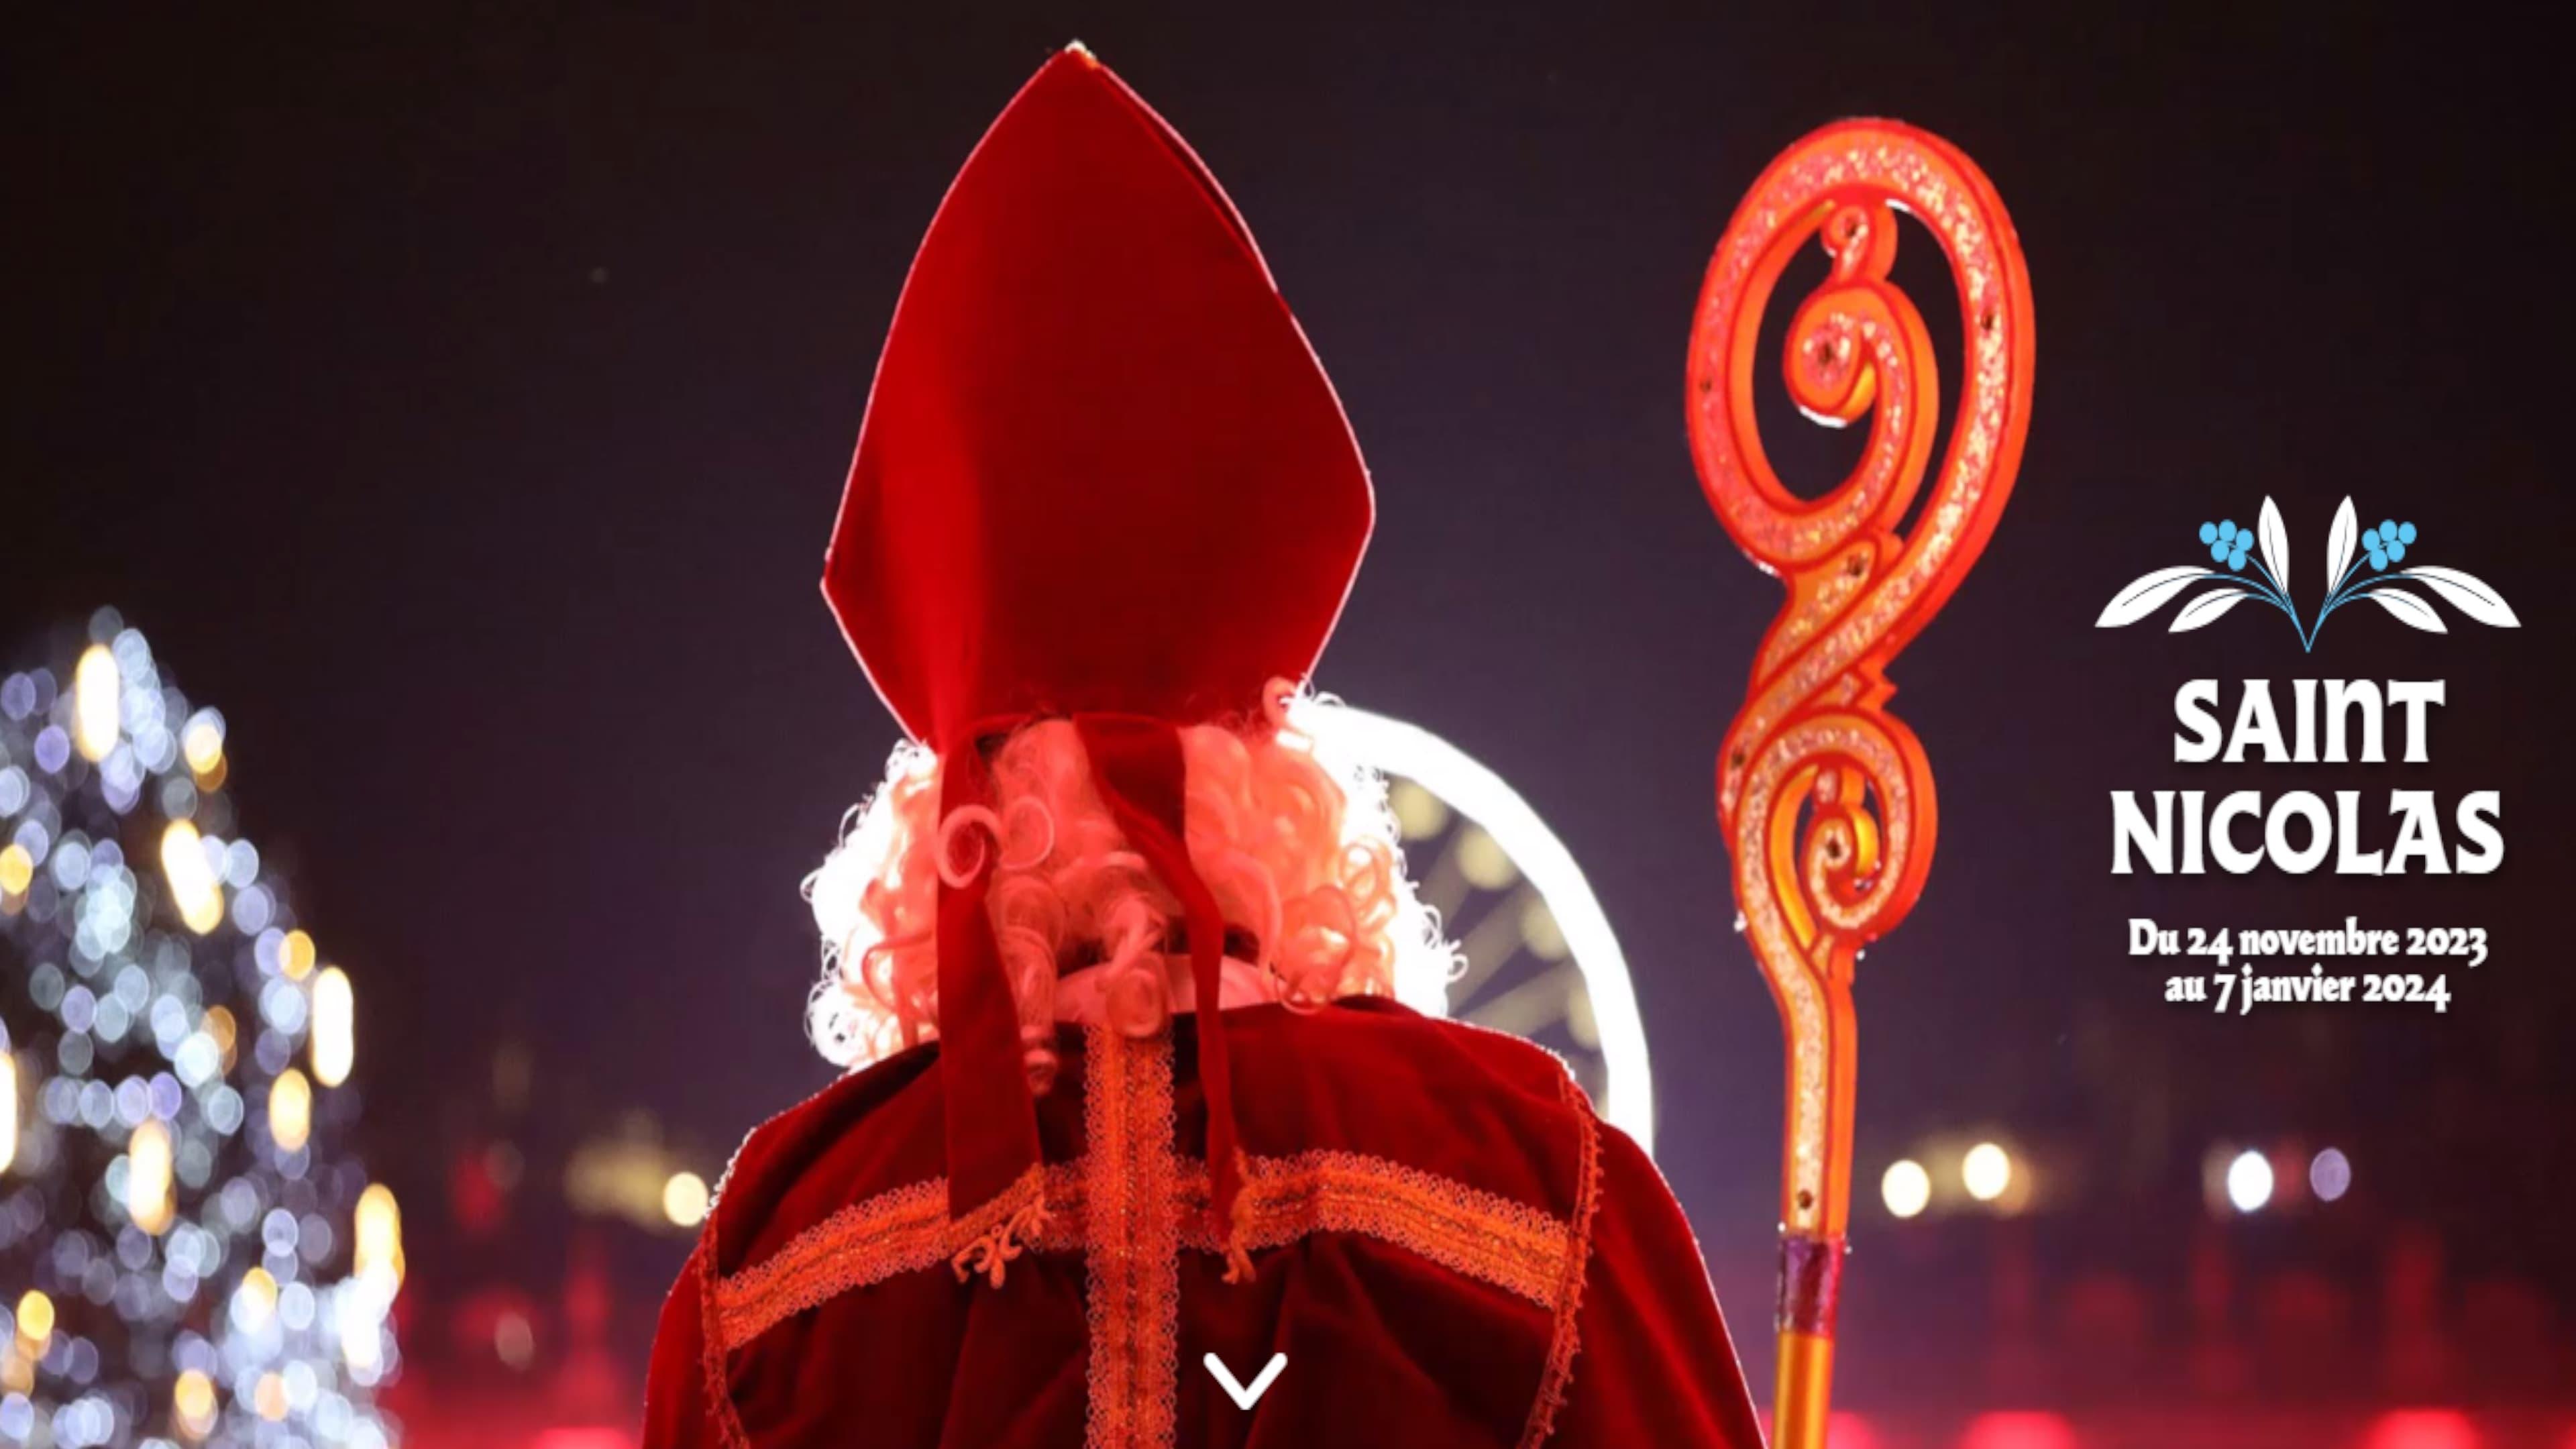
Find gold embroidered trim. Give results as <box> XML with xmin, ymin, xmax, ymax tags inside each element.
<box><xmin>1084</xmin><ymin>1026</ymin><xmax>1179</xmax><ymax>1449</ymax></box>
<box><xmin>710</xmin><ymin>1143</ymin><xmax>1585</xmax><ymax>1353</ymax></box>
<box><xmin>710</xmin><ymin>1165</ymin><xmax>1089</xmax><ymax>1347</ymax></box>
<box><xmin>715</xmin><ymin>1177</ymin><xmax>949</xmax><ymax>1345</ymax></box>
<box><xmin>948</xmin><ymin>1161</ymin><xmax>1054</xmax><ymax>1287</ymax></box>
<box><xmin>1519</xmin><ymin>1071</ymin><xmax>1605</xmax><ymax>1449</ymax></box>
<box><xmin>1175</xmin><ymin>1150</ymin><xmax>1571</xmax><ymax>1309</ymax></box>
<box><xmin>1036</xmin><ymin>1161</ymin><xmax>1089</xmax><ymax>1250</ymax></box>
<box><xmin>702</xmin><ymin>1065</ymin><xmax>1594</xmax><ymax>1449</ymax></box>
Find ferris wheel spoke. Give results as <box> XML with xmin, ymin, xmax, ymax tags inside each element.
<box><xmin>1460</xmin><ymin>960</ymin><xmax>1582</xmax><ymax>1038</ymax></box>
<box><xmin>1300</xmin><ymin>702</ymin><xmax>1657</xmax><ymax>1155</ymax></box>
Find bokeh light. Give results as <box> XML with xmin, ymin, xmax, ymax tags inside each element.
<box><xmin>127</xmin><ymin>1118</ymin><xmax>174</xmax><ymax>1235</ymax></box>
<box><xmin>2311</xmin><ymin>1146</ymin><xmax>2353</xmax><ymax>1202</ymax></box>
<box><xmin>1827</xmin><ymin>1412</ymin><xmax>1884</xmax><ymax>1449</ymax></box>
<box><xmin>1386</xmin><ymin>778</ymin><xmax>1451</xmax><ymax>840</ymax></box>
<box><xmin>1454</xmin><ymin>825</ymin><xmax>1518</xmax><ymax>890</ymax></box>
<box><xmin>354</xmin><ymin>1183</ymin><xmax>405</xmax><ymax>1291</ymax></box>
<box><xmin>14</xmin><ymin>1289</ymin><xmax>54</xmax><ymax>1348</ymax></box>
<box><xmin>180</xmin><ymin>708</ymin><xmax>225</xmax><ymax>777</ymax></box>
<box><xmin>2363</xmin><ymin>1409</ymin><xmax>2480</xmax><ymax>1449</ymax></box>
<box><xmin>1</xmin><ymin>618</ymin><xmax>397</xmax><ymax>1445</ymax></box>
<box><xmin>535</xmin><ymin>1431</ymin><xmax>636</xmax><ymax>1449</ymax></box>
<box><xmin>1960</xmin><ymin>1411</ymin><xmax>2080</xmax><ymax>1449</ymax></box>
<box><xmin>1881</xmin><ymin>1159</ymin><xmax>1932</xmax><ymax>1219</ymax></box>
<box><xmin>270</xmin><ymin>1067</ymin><xmax>314</xmax><ymax>1152</ymax></box>
<box><xmin>2227</xmin><ymin>1148</ymin><xmax>2275</xmax><ymax>1212</ymax></box>
<box><xmin>1963</xmin><ymin>1142</ymin><xmax>2013</xmax><ymax>1203</ymax></box>
<box><xmin>312</xmin><ymin>965</ymin><xmax>356</xmax><ymax>1087</ymax></box>
<box><xmin>173</xmin><ymin>1366</ymin><xmax>219</xmax><ymax>1439</ymax></box>
<box><xmin>663</xmin><ymin>1170</ymin><xmax>712</xmax><ymax>1228</ymax></box>
<box><xmin>72</xmin><ymin>645</ymin><xmax>119</xmax><ymax>762</ymax></box>
<box><xmin>494</xmin><ymin>1311</ymin><xmax>537</xmax><ymax>1371</ymax></box>
<box><xmin>159</xmin><ymin>818</ymin><xmax>225</xmax><ymax>934</ymax></box>
<box><xmin>234</xmin><ymin>1266</ymin><xmax>280</xmax><ymax>1332</ymax></box>
<box><xmin>0</xmin><ymin>1053</ymin><xmax>16</xmax><ymax>1175</ymax></box>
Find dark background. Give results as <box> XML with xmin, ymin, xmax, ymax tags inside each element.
<box><xmin>7</xmin><ymin>1</ymin><xmax>2571</xmax><ymax>1409</ymax></box>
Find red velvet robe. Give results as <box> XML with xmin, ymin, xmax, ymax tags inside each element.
<box><xmin>642</xmin><ymin>998</ymin><xmax>1764</xmax><ymax>1447</ymax></box>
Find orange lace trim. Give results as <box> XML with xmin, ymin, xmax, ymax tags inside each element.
<box><xmin>694</xmin><ymin>1234</ymin><xmax>755</xmax><ymax>1449</ymax></box>
<box><xmin>714</xmin><ymin>1177</ymin><xmax>948</xmax><ymax>1345</ymax></box>
<box><xmin>1083</xmin><ymin>1025</ymin><xmax>1179</xmax><ymax>1449</ymax></box>
<box><xmin>709</xmin><ymin>1141</ymin><xmax>1588</xmax><ymax>1352</ymax></box>
<box><xmin>1519</xmin><ymin>1071</ymin><xmax>1605</xmax><ymax>1448</ymax></box>
<box><xmin>1172</xmin><ymin>1151</ymin><xmax>1572</xmax><ymax>1309</ymax></box>
<box><xmin>947</xmin><ymin>1161</ymin><xmax>1054</xmax><ymax>1287</ymax></box>
<box><xmin>703</xmin><ymin>1063</ymin><xmax>1595</xmax><ymax>1449</ymax></box>
<box><xmin>711</xmin><ymin>1164</ymin><xmax>1089</xmax><ymax>1347</ymax></box>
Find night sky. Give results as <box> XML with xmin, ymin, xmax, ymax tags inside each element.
<box><xmin>9</xmin><ymin>3</ymin><xmax>2572</xmax><ymax>1392</ymax></box>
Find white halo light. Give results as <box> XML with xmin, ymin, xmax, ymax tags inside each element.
<box><xmin>1305</xmin><ymin>704</ymin><xmax>1656</xmax><ymax>1154</ymax></box>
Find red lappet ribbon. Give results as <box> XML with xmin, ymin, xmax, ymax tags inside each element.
<box><xmin>934</xmin><ymin>714</ymin><xmax>1251</xmax><ymax>1286</ymax></box>
<box><xmin>1073</xmin><ymin>714</ymin><xmax>1250</xmax><ymax>1275</ymax></box>
<box><xmin>935</xmin><ymin>741</ymin><xmax>1049</xmax><ymax>1286</ymax></box>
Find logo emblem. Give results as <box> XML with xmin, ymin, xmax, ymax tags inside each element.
<box><xmin>2098</xmin><ymin>497</ymin><xmax>2518</xmax><ymax>649</ymax></box>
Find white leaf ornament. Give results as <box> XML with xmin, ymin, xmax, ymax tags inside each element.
<box><xmin>2169</xmin><ymin>588</ymin><xmax>2253</xmax><ymax>632</ymax></box>
<box><xmin>2097</xmin><ymin>566</ymin><xmax>2212</xmax><ymax>627</ymax></box>
<box><xmin>2365</xmin><ymin>588</ymin><xmax>2447</xmax><ymax>633</ymax></box>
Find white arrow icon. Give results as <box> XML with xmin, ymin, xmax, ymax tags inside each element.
<box><xmin>1201</xmin><ymin>1352</ymin><xmax>1287</xmax><ymax>1409</ymax></box>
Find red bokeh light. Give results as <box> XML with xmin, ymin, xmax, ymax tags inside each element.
<box><xmin>2364</xmin><ymin>1409</ymin><xmax>2479</xmax><ymax>1449</ymax></box>
<box><xmin>531</xmin><ymin>1430</ymin><xmax>632</xmax><ymax>1449</ymax></box>
<box><xmin>1827</xmin><ymin>1412</ymin><xmax>1883</xmax><ymax>1449</ymax></box>
<box><xmin>1960</xmin><ymin>1411</ymin><xmax>2080</xmax><ymax>1449</ymax></box>
<box><xmin>1751</xmin><ymin>1408</ymin><xmax>1882</xmax><ymax>1449</ymax></box>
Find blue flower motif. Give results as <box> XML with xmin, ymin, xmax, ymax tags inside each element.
<box><xmin>2362</xmin><ymin>520</ymin><xmax>2415</xmax><ymax>570</ymax></box>
<box><xmin>2205</xmin><ymin>519</ymin><xmax>2245</xmax><ymax>568</ymax></box>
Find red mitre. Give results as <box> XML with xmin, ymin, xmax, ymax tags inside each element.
<box><xmin>820</xmin><ymin>45</ymin><xmax>1372</xmax><ymax>1273</ymax></box>
<box><xmin>824</xmin><ymin>44</ymin><xmax>1371</xmax><ymax>739</ymax></box>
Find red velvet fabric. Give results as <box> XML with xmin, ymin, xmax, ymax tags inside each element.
<box><xmin>822</xmin><ymin>47</ymin><xmax>1371</xmax><ymax>746</ymax></box>
<box><xmin>642</xmin><ymin>1002</ymin><xmax>1764</xmax><ymax>1448</ymax></box>
<box><xmin>683</xmin><ymin>42</ymin><xmax>1767</xmax><ymax>1449</ymax></box>
<box><xmin>931</xmin><ymin>743</ymin><xmax>1042</xmax><ymax>1217</ymax></box>
<box><xmin>1073</xmin><ymin>713</ymin><xmax>1244</xmax><ymax>1225</ymax></box>
<box><xmin>817</xmin><ymin>45</ymin><xmax>1375</xmax><ymax>1249</ymax></box>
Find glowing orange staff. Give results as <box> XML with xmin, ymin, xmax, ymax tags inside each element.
<box><xmin>1685</xmin><ymin>120</ymin><xmax>2035</xmax><ymax>1447</ymax></box>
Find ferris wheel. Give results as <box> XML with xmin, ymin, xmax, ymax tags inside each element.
<box><xmin>1299</xmin><ymin>704</ymin><xmax>1655</xmax><ymax>1155</ymax></box>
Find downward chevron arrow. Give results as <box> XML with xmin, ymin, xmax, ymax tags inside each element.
<box><xmin>1201</xmin><ymin>1352</ymin><xmax>1287</xmax><ymax>1409</ymax></box>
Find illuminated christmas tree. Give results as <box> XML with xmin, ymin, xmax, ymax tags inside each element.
<box><xmin>1</xmin><ymin>611</ymin><xmax>400</xmax><ymax>1448</ymax></box>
